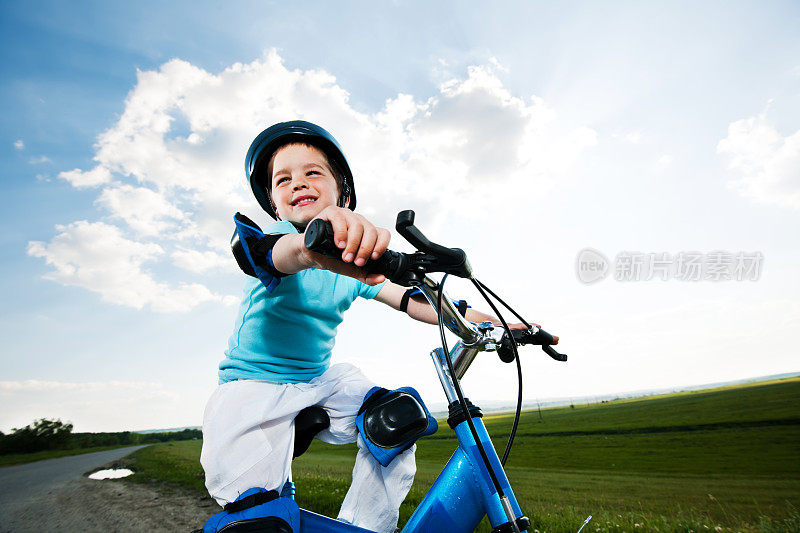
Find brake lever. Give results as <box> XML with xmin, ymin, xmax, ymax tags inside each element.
<box><xmin>396</xmin><ymin>210</ymin><xmax>473</xmax><ymax>279</ymax></box>
<box><xmin>543</xmin><ymin>345</ymin><xmax>568</xmax><ymax>362</ymax></box>
<box><xmin>497</xmin><ymin>327</ymin><xmax>567</xmax><ymax>363</ymax></box>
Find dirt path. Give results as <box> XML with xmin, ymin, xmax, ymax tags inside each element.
<box><xmin>0</xmin><ymin>447</ymin><xmax>218</xmax><ymax>532</ymax></box>
<box><xmin>3</xmin><ymin>477</ymin><xmax>217</xmax><ymax>532</ymax></box>
<box><xmin>56</xmin><ymin>476</ymin><xmax>216</xmax><ymax>532</ymax></box>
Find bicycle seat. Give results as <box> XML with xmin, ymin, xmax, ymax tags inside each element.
<box><xmin>293</xmin><ymin>405</ymin><xmax>330</xmax><ymax>459</ymax></box>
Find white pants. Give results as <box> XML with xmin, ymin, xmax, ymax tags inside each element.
<box><xmin>201</xmin><ymin>363</ymin><xmax>416</xmax><ymax>533</ymax></box>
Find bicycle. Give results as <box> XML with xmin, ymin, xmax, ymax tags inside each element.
<box><xmin>201</xmin><ymin>209</ymin><xmax>568</xmax><ymax>533</ymax></box>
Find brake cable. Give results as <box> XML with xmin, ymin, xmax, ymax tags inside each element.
<box><xmin>438</xmin><ymin>274</ymin><xmax>527</xmax><ymax>532</ymax></box>
<box><xmin>436</xmin><ymin>274</ymin><xmax>508</xmax><ymax>499</ymax></box>
<box><xmin>471</xmin><ymin>279</ymin><xmax>524</xmax><ymax>466</ymax></box>
<box><xmin>474</xmin><ymin>279</ymin><xmax>531</xmax><ymax>329</ymax></box>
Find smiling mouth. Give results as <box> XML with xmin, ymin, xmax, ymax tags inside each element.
<box><xmin>291</xmin><ymin>196</ymin><xmax>317</xmax><ymax>207</ymax></box>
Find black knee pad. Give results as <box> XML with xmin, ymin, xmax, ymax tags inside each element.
<box><xmin>355</xmin><ymin>387</ymin><xmax>438</xmax><ymax>466</ymax></box>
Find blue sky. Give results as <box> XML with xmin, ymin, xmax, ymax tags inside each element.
<box><xmin>2</xmin><ymin>1</ymin><xmax>799</xmax><ymax>432</ymax></box>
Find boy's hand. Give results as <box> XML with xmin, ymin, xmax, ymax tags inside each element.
<box><xmin>301</xmin><ymin>206</ymin><xmax>391</xmax><ymax>285</ymax></box>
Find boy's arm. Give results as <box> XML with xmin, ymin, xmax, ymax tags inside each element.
<box><xmin>269</xmin><ymin>233</ymin><xmax>317</xmax><ymax>274</ymax></box>
<box><xmin>270</xmin><ymin>233</ymin><xmax>385</xmax><ymax>285</ymax></box>
<box><xmin>374</xmin><ymin>282</ymin><xmax>528</xmax><ymax>328</ymax></box>
<box><xmin>373</xmin><ymin>282</ymin><xmax>438</xmax><ymax>324</ymax></box>
<box><xmin>270</xmin><ymin>207</ymin><xmax>390</xmax><ymax>286</ymax></box>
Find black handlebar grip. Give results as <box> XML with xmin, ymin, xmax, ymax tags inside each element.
<box><xmin>304</xmin><ymin>218</ymin><xmax>341</xmax><ymax>258</ymax></box>
<box><xmin>531</xmin><ymin>328</ymin><xmax>555</xmax><ymax>346</ymax></box>
<box><xmin>506</xmin><ymin>328</ymin><xmax>555</xmax><ymax>346</ymax></box>
<box><xmin>304</xmin><ymin>219</ymin><xmax>410</xmax><ymax>283</ymax></box>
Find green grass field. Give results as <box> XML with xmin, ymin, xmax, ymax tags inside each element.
<box><xmin>121</xmin><ymin>378</ymin><xmax>800</xmax><ymax>532</ymax></box>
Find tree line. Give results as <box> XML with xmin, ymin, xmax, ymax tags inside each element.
<box><xmin>0</xmin><ymin>418</ymin><xmax>202</xmax><ymax>455</ymax></box>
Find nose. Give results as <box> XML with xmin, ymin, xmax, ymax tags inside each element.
<box><xmin>292</xmin><ymin>175</ymin><xmax>309</xmax><ymax>191</ymax></box>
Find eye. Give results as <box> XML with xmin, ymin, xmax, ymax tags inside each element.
<box><xmin>275</xmin><ymin>176</ymin><xmax>290</xmax><ymax>186</ymax></box>
<box><xmin>307</xmin><ymin>170</ymin><xmax>321</xmax><ymax>176</ymax></box>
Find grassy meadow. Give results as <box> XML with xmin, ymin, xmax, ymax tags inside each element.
<box><xmin>120</xmin><ymin>378</ymin><xmax>800</xmax><ymax>532</ymax></box>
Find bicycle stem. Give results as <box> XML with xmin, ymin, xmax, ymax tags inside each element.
<box><xmin>416</xmin><ymin>275</ymin><xmax>481</xmax><ymax>344</ymax></box>
<box><xmin>430</xmin><ymin>347</ymin><xmax>459</xmax><ymax>404</ymax></box>
<box><xmin>417</xmin><ymin>274</ymin><xmax>510</xmax><ymax>382</ymax></box>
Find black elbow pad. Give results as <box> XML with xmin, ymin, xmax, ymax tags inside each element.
<box><xmin>232</xmin><ymin>212</ymin><xmax>289</xmax><ymax>292</ymax></box>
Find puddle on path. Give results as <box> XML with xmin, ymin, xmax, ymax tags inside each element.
<box><xmin>88</xmin><ymin>468</ymin><xmax>134</xmax><ymax>480</ymax></box>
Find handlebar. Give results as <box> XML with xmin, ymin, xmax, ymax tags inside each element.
<box><xmin>497</xmin><ymin>328</ymin><xmax>567</xmax><ymax>362</ymax></box>
<box><xmin>304</xmin><ymin>210</ymin><xmax>567</xmax><ymax>365</ymax></box>
<box><xmin>304</xmin><ymin>210</ymin><xmax>472</xmax><ymax>286</ymax></box>
<box><xmin>306</xmin><ymin>216</ymin><xmax>484</xmax><ymax>345</ymax></box>
<box><xmin>304</xmin><ymin>218</ymin><xmax>414</xmax><ymax>284</ymax></box>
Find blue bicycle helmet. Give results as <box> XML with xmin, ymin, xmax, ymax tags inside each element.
<box><xmin>245</xmin><ymin>120</ymin><xmax>356</xmax><ymax>220</ymax></box>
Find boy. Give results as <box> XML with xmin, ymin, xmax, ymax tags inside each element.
<box><xmin>201</xmin><ymin>120</ymin><xmax>521</xmax><ymax>533</ymax></box>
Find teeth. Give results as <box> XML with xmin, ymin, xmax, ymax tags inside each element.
<box><xmin>294</xmin><ymin>198</ymin><xmax>316</xmax><ymax>207</ymax></box>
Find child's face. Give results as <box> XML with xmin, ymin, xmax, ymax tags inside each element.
<box><xmin>270</xmin><ymin>143</ymin><xmax>340</xmax><ymax>228</ymax></box>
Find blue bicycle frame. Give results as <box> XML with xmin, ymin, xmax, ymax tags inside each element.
<box><xmin>293</xmin><ymin>413</ymin><xmax>525</xmax><ymax>533</ymax></box>
<box><xmin>284</xmin><ymin>275</ymin><xmax>530</xmax><ymax>533</ymax></box>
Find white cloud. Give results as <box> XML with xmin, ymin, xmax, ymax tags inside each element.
<box><xmin>13</xmin><ymin>139</ymin><xmax>24</xmax><ymax>150</ymax></box>
<box><xmin>412</xmin><ymin>63</ymin><xmax>596</xmax><ymax>192</ymax></box>
<box><xmin>33</xmin><ymin>51</ymin><xmax>595</xmax><ymax>311</ymax></box>
<box><xmin>171</xmin><ymin>247</ymin><xmax>235</xmax><ymax>273</ymax></box>
<box><xmin>222</xmin><ymin>295</ymin><xmax>240</xmax><ymax>307</ymax></box>
<box><xmin>625</xmin><ymin>131</ymin><xmax>642</xmax><ymax>144</ymax></box>
<box><xmin>657</xmin><ymin>154</ymin><xmax>673</xmax><ymax>167</ymax></box>
<box><xmin>58</xmin><ymin>166</ymin><xmax>112</xmax><ymax>188</ymax></box>
<box><xmin>95</xmin><ymin>184</ymin><xmax>186</xmax><ymax>236</ymax></box>
<box><xmin>626</xmin><ymin>131</ymin><xmax>642</xmax><ymax>144</ymax></box>
<box><xmin>717</xmin><ymin>108</ymin><xmax>800</xmax><ymax>208</ymax></box>
<box><xmin>611</xmin><ymin>131</ymin><xmax>642</xmax><ymax>144</ymax></box>
<box><xmin>27</xmin><ymin>220</ymin><xmax>225</xmax><ymax>312</ymax></box>
<box><xmin>28</xmin><ymin>155</ymin><xmax>52</xmax><ymax>164</ymax></box>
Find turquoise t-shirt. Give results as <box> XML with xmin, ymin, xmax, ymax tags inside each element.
<box><xmin>219</xmin><ymin>220</ymin><xmax>385</xmax><ymax>384</ymax></box>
